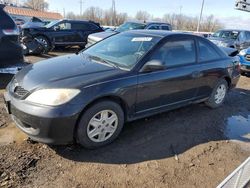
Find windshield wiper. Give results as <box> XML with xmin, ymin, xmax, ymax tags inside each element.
<box><xmin>88</xmin><ymin>55</ymin><xmax>120</xmax><ymax>69</ymax></box>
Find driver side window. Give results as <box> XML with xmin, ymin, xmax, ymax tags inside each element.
<box><xmin>56</xmin><ymin>22</ymin><xmax>71</xmax><ymax>30</ymax></box>
<box><xmin>149</xmin><ymin>39</ymin><xmax>196</xmax><ymax>67</ymax></box>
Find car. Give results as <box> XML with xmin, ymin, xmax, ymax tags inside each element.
<box><xmin>21</xmin><ymin>17</ymin><xmax>48</xmax><ymax>29</ymax></box>
<box><xmin>4</xmin><ymin>30</ymin><xmax>240</xmax><ymax>149</ymax></box>
<box><xmin>238</xmin><ymin>48</ymin><xmax>250</xmax><ymax>75</ymax></box>
<box><xmin>209</xmin><ymin>29</ymin><xmax>250</xmax><ymax>51</ymax></box>
<box><xmin>0</xmin><ymin>4</ymin><xmax>26</xmax><ymax>88</ymax></box>
<box><xmin>21</xmin><ymin>19</ymin><xmax>104</xmax><ymax>52</ymax></box>
<box><xmin>87</xmin><ymin>21</ymin><xmax>172</xmax><ymax>46</ymax></box>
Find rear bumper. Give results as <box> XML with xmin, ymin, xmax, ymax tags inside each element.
<box><xmin>3</xmin><ymin>91</ymin><xmax>82</xmax><ymax>145</ymax></box>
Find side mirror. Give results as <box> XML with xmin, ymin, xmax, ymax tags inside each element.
<box><xmin>54</xmin><ymin>26</ymin><xmax>60</xmax><ymax>31</ymax></box>
<box><xmin>141</xmin><ymin>60</ymin><xmax>165</xmax><ymax>72</ymax></box>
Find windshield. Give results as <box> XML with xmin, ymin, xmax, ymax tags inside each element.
<box><xmin>82</xmin><ymin>33</ymin><xmax>161</xmax><ymax>70</ymax></box>
<box><xmin>212</xmin><ymin>30</ymin><xmax>240</xmax><ymax>40</ymax></box>
<box><xmin>45</xmin><ymin>20</ymin><xmax>60</xmax><ymax>28</ymax></box>
<box><xmin>115</xmin><ymin>22</ymin><xmax>146</xmax><ymax>32</ymax></box>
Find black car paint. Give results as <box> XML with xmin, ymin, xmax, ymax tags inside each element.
<box><xmin>0</xmin><ymin>4</ymin><xmax>24</xmax><ymax>68</ymax></box>
<box><xmin>22</xmin><ymin>20</ymin><xmax>104</xmax><ymax>48</ymax></box>
<box><xmin>4</xmin><ymin>31</ymin><xmax>240</xmax><ymax>144</ymax></box>
<box><xmin>0</xmin><ymin>4</ymin><xmax>26</xmax><ymax>88</ymax></box>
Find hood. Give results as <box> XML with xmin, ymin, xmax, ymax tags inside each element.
<box><xmin>89</xmin><ymin>31</ymin><xmax>118</xmax><ymax>42</ymax></box>
<box><xmin>220</xmin><ymin>47</ymin><xmax>239</xmax><ymax>57</ymax></box>
<box><xmin>14</xmin><ymin>54</ymin><xmax>123</xmax><ymax>91</ymax></box>
<box><xmin>21</xmin><ymin>22</ymin><xmax>46</xmax><ymax>29</ymax></box>
<box><xmin>208</xmin><ymin>37</ymin><xmax>235</xmax><ymax>47</ymax></box>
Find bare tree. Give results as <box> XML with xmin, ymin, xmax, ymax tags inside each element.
<box><xmin>135</xmin><ymin>11</ymin><xmax>151</xmax><ymax>21</ymax></box>
<box><xmin>24</xmin><ymin>0</ymin><xmax>49</xmax><ymax>11</ymax></box>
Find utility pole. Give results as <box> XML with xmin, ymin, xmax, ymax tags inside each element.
<box><xmin>112</xmin><ymin>0</ymin><xmax>116</xmax><ymax>26</ymax></box>
<box><xmin>197</xmin><ymin>0</ymin><xmax>205</xmax><ymax>32</ymax></box>
<box><xmin>79</xmin><ymin>0</ymin><xmax>83</xmax><ymax>16</ymax></box>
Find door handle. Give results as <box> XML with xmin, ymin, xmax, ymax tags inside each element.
<box><xmin>192</xmin><ymin>71</ymin><xmax>203</xmax><ymax>78</ymax></box>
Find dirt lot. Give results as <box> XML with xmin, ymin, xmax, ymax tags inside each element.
<box><xmin>0</xmin><ymin>52</ymin><xmax>250</xmax><ymax>188</ymax></box>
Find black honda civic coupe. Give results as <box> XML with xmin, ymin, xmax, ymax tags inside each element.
<box><xmin>4</xmin><ymin>30</ymin><xmax>240</xmax><ymax>149</ymax></box>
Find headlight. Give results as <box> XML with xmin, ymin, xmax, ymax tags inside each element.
<box><xmin>25</xmin><ymin>89</ymin><xmax>80</xmax><ymax>106</ymax></box>
<box><xmin>239</xmin><ymin>49</ymin><xmax>247</xmax><ymax>56</ymax></box>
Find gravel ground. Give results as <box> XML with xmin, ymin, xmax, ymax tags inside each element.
<box><xmin>0</xmin><ymin>52</ymin><xmax>250</xmax><ymax>188</ymax></box>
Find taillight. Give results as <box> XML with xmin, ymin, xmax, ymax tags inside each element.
<box><xmin>2</xmin><ymin>28</ymin><xmax>19</xmax><ymax>35</ymax></box>
<box><xmin>235</xmin><ymin>63</ymin><xmax>241</xmax><ymax>72</ymax></box>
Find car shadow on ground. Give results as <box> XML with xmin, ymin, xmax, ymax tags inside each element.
<box><xmin>52</xmin><ymin>88</ymin><xmax>250</xmax><ymax>165</ymax></box>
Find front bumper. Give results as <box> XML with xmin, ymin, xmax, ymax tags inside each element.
<box><xmin>3</xmin><ymin>91</ymin><xmax>82</xmax><ymax>145</ymax></box>
<box><xmin>238</xmin><ymin>55</ymin><xmax>250</xmax><ymax>73</ymax></box>
<box><xmin>240</xmin><ymin>65</ymin><xmax>250</xmax><ymax>73</ymax></box>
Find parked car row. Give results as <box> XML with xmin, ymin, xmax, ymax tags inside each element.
<box><xmin>0</xmin><ymin>4</ymin><xmax>26</xmax><ymax>75</ymax></box>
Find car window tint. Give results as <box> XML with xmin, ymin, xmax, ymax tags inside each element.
<box><xmin>246</xmin><ymin>32</ymin><xmax>250</xmax><ymax>41</ymax></box>
<box><xmin>161</xmin><ymin>25</ymin><xmax>170</xmax><ymax>30</ymax></box>
<box><xmin>150</xmin><ymin>39</ymin><xmax>196</xmax><ymax>67</ymax></box>
<box><xmin>148</xmin><ymin>25</ymin><xmax>160</xmax><ymax>30</ymax></box>
<box><xmin>198</xmin><ymin>40</ymin><xmax>221</xmax><ymax>62</ymax></box>
<box><xmin>238</xmin><ymin>32</ymin><xmax>246</xmax><ymax>42</ymax></box>
<box><xmin>72</xmin><ymin>23</ymin><xmax>99</xmax><ymax>30</ymax></box>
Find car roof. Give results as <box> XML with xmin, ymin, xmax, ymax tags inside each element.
<box><xmin>217</xmin><ymin>29</ymin><xmax>250</xmax><ymax>32</ymax></box>
<box><xmin>125</xmin><ymin>30</ymin><xmax>194</xmax><ymax>38</ymax></box>
<box><xmin>125</xmin><ymin>20</ymin><xmax>171</xmax><ymax>25</ymax></box>
<box><xmin>59</xmin><ymin>19</ymin><xmax>96</xmax><ymax>23</ymax></box>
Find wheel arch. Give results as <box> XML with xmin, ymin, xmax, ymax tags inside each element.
<box><xmin>222</xmin><ymin>76</ymin><xmax>231</xmax><ymax>88</ymax></box>
<box><xmin>34</xmin><ymin>34</ymin><xmax>52</xmax><ymax>45</ymax></box>
<box><xmin>73</xmin><ymin>95</ymin><xmax>129</xmax><ymax>141</ymax></box>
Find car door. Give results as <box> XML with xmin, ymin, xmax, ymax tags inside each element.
<box><xmin>52</xmin><ymin>21</ymin><xmax>76</xmax><ymax>45</ymax></box>
<box><xmin>195</xmin><ymin>38</ymin><xmax>225</xmax><ymax>98</ymax></box>
<box><xmin>244</xmin><ymin>31</ymin><xmax>250</xmax><ymax>48</ymax></box>
<box><xmin>236</xmin><ymin>31</ymin><xmax>247</xmax><ymax>50</ymax></box>
<box><xmin>136</xmin><ymin>36</ymin><xmax>201</xmax><ymax>115</ymax></box>
<box><xmin>71</xmin><ymin>22</ymin><xmax>100</xmax><ymax>45</ymax></box>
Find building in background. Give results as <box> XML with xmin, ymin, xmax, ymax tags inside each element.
<box><xmin>3</xmin><ymin>5</ymin><xmax>63</xmax><ymax>24</ymax></box>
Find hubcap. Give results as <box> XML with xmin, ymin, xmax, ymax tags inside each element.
<box><xmin>36</xmin><ymin>37</ymin><xmax>48</xmax><ymax>48</ymax></box>
<box><xmin>87</xmin><ymin>110</ymin><xmax>118</xmax><ymax>143</ymax></box>
<box><xmin>214</xmin><ymin>84</ymin><xmax>226</xmax><ymax>104</ymax></box>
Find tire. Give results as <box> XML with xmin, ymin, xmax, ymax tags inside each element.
<box><xmin>76</xmin><ymin>101</ymin><xmax>124</xmax><ymax>149</ymax></box>
<box><xmin>35</xmin><ymin>35</ymin><xmax>51</xmax><ymax>53</ymax></box>
<box><xmin>205</xmin><ymin>79</ymin><xmax>228</xmax><ymax>109</ymax></box>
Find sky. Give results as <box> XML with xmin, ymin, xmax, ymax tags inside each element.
<box><xmin>46</xmin><ymin>0</ymin><xmax>250</xmax><ymax>29</ymax></box>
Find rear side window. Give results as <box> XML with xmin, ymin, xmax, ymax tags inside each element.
<box><xmin>161</xmin><ymin>25</ymin><xmax>170</xmax><ymax>30</ymax></box>
<box><xmin>148</xmin><ymin>24</ymin><xmax>160</xmax><ymax>30</ymax></box>
<box><xmin>198</xmin><ymin>40</ymin><xmax>221</xmax><ymax>62</ymax></box>
<box><xmin>150</xmin><ymin>39</ymin><xmax>196</xmax><ymax>67</ymax></box>
<box><xmin>72</xmin><ymin>23</ymin><xmax>98</xmax><ymax>30</ymax></box>
<box><xmin>0</xmin><ymin>8</ymin><xmax>15</xmax><ymax>29</ymax></box>
<box><xmin>246</xmin><ymin>31</ymin><xmax>250</xmax><ymax>41</ymax></box>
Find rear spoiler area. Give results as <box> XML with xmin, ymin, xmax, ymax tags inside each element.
<box><xmin>220</xmin><ymin>47</ymin><xmax>239</xmax><ymax>57</ymax></box>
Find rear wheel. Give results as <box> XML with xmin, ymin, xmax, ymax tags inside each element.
<box><xmin>205</xmin><ymin>79</ymin><xmax>228</xmax><ymax>108</ymax></box>
<box><xmin>76</xmin><ymin>101</ymin><xmax>124</xmax><ymax>149</ymax></box>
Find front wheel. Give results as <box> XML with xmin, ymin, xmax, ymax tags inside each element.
<box><xmin>76</xmin><ymin>101</ymin><xmax>124</xmax><ymax>149</ymax></box>
<box><xmin>35</xmin><ymin>36</ymin><xmax>51</xmax><ymax>53</ymax></box>
<box><xmin>205</xmin><ymin>79</ymin><xmax>228</xmax><ymax>108</ymax></box>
